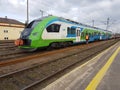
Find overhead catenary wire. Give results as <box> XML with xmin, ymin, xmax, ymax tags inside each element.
<box><xmin>24</xmin><ymin>1</ymin><xmax>119</xmax><ymax>33</ymax></box>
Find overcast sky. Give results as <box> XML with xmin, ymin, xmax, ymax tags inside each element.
<box><xmin>0</xmin><ymin>0</ymin><xmax>120</xmax><ymax>33</ymax></box>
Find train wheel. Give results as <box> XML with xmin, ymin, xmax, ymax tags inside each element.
<box><xmin>50</xmin><ymin>42</ymin><xmax>60</xmax><ymax>48</ymax></box>
<box><xmin>66</xmin><ymin>42</ymin><xmax>73</xmax><ymax>46</ymax></box>
<box><xmin>60</xmin><ymin>42</ymin><xmax>73</xmax><ymax>47</ymax></box>
<box><xmin>60</xmin><ymin>42</ymin><xmax>66</xmax><ymax>48</ymax></box>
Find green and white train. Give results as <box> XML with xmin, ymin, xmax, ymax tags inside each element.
<box><xmin>15</xmin><ymin>16</ymin><xmax>112</xmax><ymax>51</ymax></box>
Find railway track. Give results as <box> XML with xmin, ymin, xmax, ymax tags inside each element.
<box><xmin>0</xmin><ymin>45</ymin><xmax>27</xmax><ymax>61</ymax></box>
<box><xmin>0</xmin><ymin>44</ymin><xmax>15</xmax><ymax>50</ymax></box>
<box><xmin>0</xmin><ymin>41</ymin><xmax>39</xmax><ymax>61</ymax></box>
<box><xmin>0</xmin><ymin>39</ymin><xmax>114</xmax><ymax>67</ymax></box>
<box><xmin>0</xmin><ymin>39</ymin><xmax>119</xmax><ymax>90</ymax></box>
<box><xmin>0</xmin><ymin>41</ymin><xmax>16</xmax><ymax>50</ymax></box>
<box><xmin>0</xmin><ymin>41</ymin><xmax>24</xmax><ymax>61</ymax></box>
<box><xmin>0</xmin><ymin>41</ymin><xmax>14</xmax><ymax>46</ymax></box>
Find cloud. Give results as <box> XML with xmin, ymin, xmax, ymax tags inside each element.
<box><xmin>0</xmin><ymin>0</ymin><xmax>120</xmax><ymax>33</ymax></box>
<box><xmin>0</xmin><ymin>0</ymin><xmax>27</xmax><ymax>22</ymax></box>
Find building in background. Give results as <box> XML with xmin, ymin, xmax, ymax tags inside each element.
<box><xmin>0</xmin><ymin>16</ymin><xmax>25</xmax><ymax>40</ymax></box>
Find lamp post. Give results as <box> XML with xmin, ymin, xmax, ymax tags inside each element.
<box><xmin>26</xmin><ymin>0</ymin><xmax>29</xmax><ymax>24</ymax></box>
<box><xmin>40</xmin><ymin>9</ymin><xmax>44</xmax><ymax>18</ymax></box>
<box><xmin>106</xmin><ymin>18</ymin><xmax>110</xmax><ymax>30</ymax></box>
<box><xmin>92</xmin><ymin>20</ymin><xmax>94</xmax><ymax>27</ymax></box>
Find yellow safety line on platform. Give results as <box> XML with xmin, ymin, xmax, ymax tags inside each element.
<box><xmin>43</xmin><ymin>42</ymin><xmax>119</xmax><ymax>90</ymax></box>
<box><xmin>86</xmin><ymin>46</ymin><xmax>120</xmax><ymax>90</ymax></box>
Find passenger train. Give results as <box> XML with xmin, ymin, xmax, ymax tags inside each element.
<box><xmin>15</xmin><ymin>15</ymin><xmax>112</xmax><ymax>51</ymax></box>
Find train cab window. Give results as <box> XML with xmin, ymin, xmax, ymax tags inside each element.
<box><xmin>26</xmin><ymin>21</ymin><xmax>39</xmax><ymax>28</ymax></box>
<box><xmin>47</xmin><ymin>24</ymin><xmax>61</xmax><ymax>32</ymax></box>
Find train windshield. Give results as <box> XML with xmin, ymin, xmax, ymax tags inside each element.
<box><xmin>26</xmin><ymin>21</ymin><xmax>39</xmax><ymax>29</ymax></box>
<box><xmin>20</xmin><ymin>20</ymin><xmax>41</xmax><ymax>39</ymax></box>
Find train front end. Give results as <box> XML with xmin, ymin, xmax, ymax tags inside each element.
<box><xmin>15</xmin><ymin>20</ymin><xmax>40</xmax><ymax>51</ymax></box>
<box><xmin>15</xmin><ymin>16</ymin><xmax>58</xmax><ymax>51</ymax></box>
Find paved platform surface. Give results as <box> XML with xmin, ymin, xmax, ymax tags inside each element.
<box><xmin>42</xmin><ymin>41</ymin><xmax>120</xmax><ymax>90</ymax></box>
<box><xmin>97</xmin><ymin>48</ymin><xmax>120</xmax><ymax>90</ymax></box>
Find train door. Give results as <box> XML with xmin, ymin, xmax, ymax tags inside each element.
<box><xmin>76</xmin><ymin>28</ymin><xmax>81</xmax><ymax>42</ymax></box>
<box><xmin>100</xmin><ymin>32</ymin><xmax>102</xmax><ymax>40</ymax></box>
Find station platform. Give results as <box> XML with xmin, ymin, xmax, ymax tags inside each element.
<box><xmin>42</xmin><ymin>41</ymin><xmax>120</xmax><ymax>90</ymax></box>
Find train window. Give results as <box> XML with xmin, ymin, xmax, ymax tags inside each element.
<box><xmin>47</xmin><ymin>24</ymin><xmax>61</xmax><ymax>32</ymax></box>
<box><xmin>76</xmin><ymin>30</ymin><xmax>80</xmax><ymax>36</ymax></box>
<box><xmin>26</xmin><ymin>21</ymin><xmax>34</xmax><ymax>28</ymax></box>
<box><xmin>67</xmin><ymin>27</ymin><xmax>76</xmax><ymax>35</ymax></box>
<box><xmin>81</xmin><ymin>32</ymin><xmax>84</xmax><ymax>37</ymax></box>
<box><xmin>71</xmin><ymin>27</ymin><xmax>76</xmax><ymax>34</ymax></box>
<box><xmin>96</xmin><ymin>32</ymin><xmax>97</xmax><ymax>35</ymax></box>
<box><xmin>71</xmin><ymin>30</ymin><xmax>76</xmax><ymax>34</ymax></box>
<box><xmin>94</xmin><ymin>32</ymin><xmax>96</xmax><ymax>35</ymax></box>
<box><xmin>86</xmin><ymin>32</ymin><xmax>88</xmax><ymax>35</ymax></box>
<box><xmin>89</xmin><ymin>33</ymin><xmax>91</xmax><ymax>36</ymax></box>
<box><xmin>98</xmin><ymin>32</ymin><xmax>101</xmax><ymax>35</ymax></box>
<box><xmin>67</xmin><ymin>27</ymin><xmax>71</xmax><ymax>34</ymax></box>
<box><xmin>92</xmin><ymin>33</ymin><xmax>94</xmax><ymax>37</ymax></box>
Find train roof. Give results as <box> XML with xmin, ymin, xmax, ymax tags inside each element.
<box><xmin>60</xmin><ymin>17</ymin><xmax>104</xmax><ymax>31</ymax></box>
<box><xmin>33</xmin><ymin>15</ymin><xmax>112</xmax><ymax>33</ymax></box>
<box><xmin>58</xmin><ymin>16</ymin><xmax>112</xmax><ymax>32</ymax></box>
